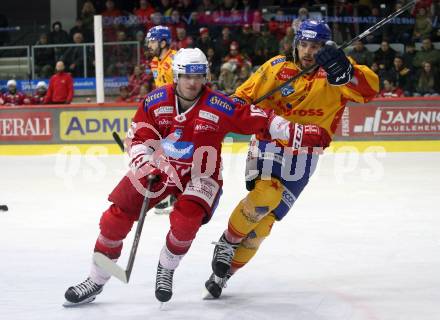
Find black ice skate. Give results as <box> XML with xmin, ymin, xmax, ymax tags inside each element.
<box><xmin>63</xmin><ymin>277</ymin><xmax>103</xmax><ymax>307</ymax></box>
<box><xmin>155</xmin><ymin>263</ymin><xmax>174</xmax><ymax>303</ymax></box>
<box><xmin>204</xmin><ymin>272</ymin><xmax>231</xmax><ymax>299</ymax></box>
<box><xmin>211</xmin><ymin>234</ymin><xmax>239</xmax><ymax>278</ymax></box>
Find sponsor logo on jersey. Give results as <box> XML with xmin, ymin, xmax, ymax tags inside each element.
<box><xmin>282</xmin><ymin>188</ymin><xmax>296</xmax><ymax>209</ymax></box>
<box><xmin>161</xmin><ymin>139</ymin><xmax>194</xmax><ymax>159</ymax></box>
<box><xmin>232</xmin><ymin>96</ymin><xmax>247</xmax><ymax>105</ymax></box>
<box><xmin>152</xmin><ymin>70</ymin><xmax>158</xmax><ymax>79</ymax></box>
<box><xmin>156</xmin><ymin>118</ymin><xmax>172</xmax><ymax>127</ymax></box>
<box><xmin>281</xmin><ymin>85</ymin><xmax>295</xmax><ymax>97</ymax></box>
<box><xmin>154</xmin><ymin>106</ymin><xmax>174</xmax><ymax>117</ymax></box>
<box><xmin>207</xmin><ymin>94</ymin><xmax>235</xmax><ymax>116</ymax></box>
<box><xmin>285</xmin><ymin>108</ymin><xmax>324</xmax><ymax>117</ymax></box>
<box><xmin>199</xmin><ymin>110</ymin><xmax>219</xmax><ymax>123</ymax></box>
<box><xmin>194</xmin><ymin>119</ymin><xmax>219</xmax><ymax>133</ymax></box>
<box><xmin>276</xmin><ymin>67</ymin><xmax>298</xmax><ymax>81</ymax></box>
<box><xmin>144</xmin><ymin>88</ymin><xmax>167</xmax><ymax>110</ymax></box>
<box><xmin>271</xmin><ymin>57</ymin><xmax>286</xmax><ymax>66</ymax></box>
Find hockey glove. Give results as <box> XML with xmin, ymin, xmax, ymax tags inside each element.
<box><xmin>129</xmin><ymin>143</ymin><xmax>166</xmax><ymax>192</ymax></box>
<box><xmin>269</xmin><ymin>114</ymin><xmax>331</xmax><ymax>151</ymax></box>
<box><xmin>316</xmin><ymin>44</ymin><xmax>354</xmax><ymax>86</ymax></box>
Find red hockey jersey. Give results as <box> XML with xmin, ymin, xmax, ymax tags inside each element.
<box><xmin>128</xmin><ymin>84</ymin><xmax>274</xmax><ymax>205</ymax></box>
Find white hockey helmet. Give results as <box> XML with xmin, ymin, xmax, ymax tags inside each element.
<box><xmin>172</xmin><ymin>48</ymin><xmax>209</xmax><ymax>83</ymax></box>
<box><xmin>7</xmin><ymin>79</ymin><xmax>17</xmax><ymax>88</ymax></box>
<box><xmin>36</xmin><ymin>81</ymin><xmax>47</xmax><ymax>90</ymax></box>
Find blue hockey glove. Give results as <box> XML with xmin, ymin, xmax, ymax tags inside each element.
<box><xmin>316</xmin><ymin>44</ymin><xmax>354</xmax><ymax>86</ymax></box>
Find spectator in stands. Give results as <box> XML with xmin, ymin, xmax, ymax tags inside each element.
<box><xmin>134</xmin><ymin>0</ymin><xmax>155</xmax><ymax>25</ymax></box>
<box><xmin>167</xmin><ymin>9</ymin><xmax>185</xmax><ymax>39</ymax></box>
<box><xmin>236</xmin><ymin>63</ymin><xmax>252</xmax><ymax>88</ymax></box>
<box><xmin>31</xmin><ymin>81</ymin><xmax>48</xmax><ymax>104</ymax></box>
<box><xmin>44</xmin><ymin>61</ymin><xmax>74</xmax><ymax>104</ymax></box>
<box><xmin>378</xmin><ymin>78</ymin><xmax>405</xmax><ymax>98</ymax></box>
<box><xmin>34</xmin><ymin>33</ymin><xmax>55</xmax><ymax>79</ymax></box>
<box><xmin>414</xmin><ymin>61</ymin><xmax>440</xmax><ymax>96</ymax></box>
<box><xmin>385</xmin><ymin>55</ymin><xmax>414</xmax><ymax>96</ymax></box>
<box><xmin>348</xmin><ymin>40</ymin><xmax>374</xmax><ymax>66</ymax></box>
<box><xmin>128</xmin><ymin>64</ymin><xmax>152</xmax><ymax>97</ymax></box>
<box><xmin>106</xmin><ymin>31</ymin><xmax>135</xmax><ymax>77</ymax></box>
<box><xmin>195</xmin><ymin>27</ymin><xmax>215</xmax><ymax>55</ymax></box>
<box><xmin>403</xmin><ymin>42</ymin><xmax>417</xmax><ymax>68</ymax></box>
<box><xmin>49</xmin><ymin>21</ymin><xmax>70</xmax><ymax>44</ymax></box>
<box><xmin>132</xmin><ymin>83</ymin><xmax>152</xmax><ymax>102</ymax></box>
<box><xmin>254</xmin><ymin>25</ymin><xmax>278</xmax><ymax>66</ymax></box>
<box><xmin>363</xmin><ymin>7</ymin><xmax>383</xmax><ymax>44</ymax></box>
<box><xmin>279</xmin><ymin>26</ymin><xmax>294</xmax><ymax>55</ymax></box>
<box><xmin>80</xmin><ymin>1</ymin><xmax>95</xmax><ymax>40</ymax></box>
<box><xmin>70</xmin><ymin>18</ymin><xmax>92</xmax><ymax>43</ymax></box>
<box><xmin>172</xmin><ymin>27</ymin><xmax>194</xmax><ymax>49</ymax></box>
<box><xmin>206</xmin><ymin>47</ymin><xmax>221</xmax><ymax>78</ymax></box>
<box><xmin>291</xmin><ymin>7</ymin><xmax>309</xmax><ymax>33</ymax></box>
<box><xmin>413</xmin><ymin>7</ymin><xmax>433</xmax><ymax>42</ymax></box>
<box><xmin>157</xmin><ymin>0</ymin><xmax>173</xmax><ymax>17</ymax></box>
<box><xmin>224</xmin><ymin>41</ymin><xmax>250</xmax><ymax>70</ymax></box>
<box><xmin>197</xmin><ymin>0</ymin><xmax>217</xmax><ymax>13</ymax></box>
<box><xmin>432</xmin><ymin>28</ymin><xmax>440</xmax><ymax>42</ymax></box>
<box><xmin>102</xmin><ymin>0</ymin><xmax>122</xmax><ymax>17</ymax></box>
<box><xmin>0</xmin><ymin>80</ymin><xmax>29</xmax><ymax>106</ymax></box>
<box><xmin>115</xmin><ymin>85</ymin><xmax>133</xmax><ymax>102</ymax></box>
<box><xmin>215</xmin><ymin>27</ymin><xmax>235</xmax><ymax>59</ymax></box>
<box><xmin>389</xmin><ymin>1</ymin><xmax>413</xmax><ymax>44</ymax></box>
<box><xmin>238</xmin><ymin>24</ymin><xmax>257</xmax><ymax>58</ymax></box>
<box><xmin>218</xmin><ymin>62</ymin><xmax>238</xmax><ymax>95</ymax></box>
<box><xmin>373</xmin><ymin>40</ymin><xmax>396</xmax><ymax>71</ymax></box>
<box><xmin>413</xmin><ymin>37</ymin><xmax>440</xmax><ymax>69</ymax></box>
<box><xmin>62</xmin><ymin>32</ymin><xmax>86</xmax><ymax>77</ymax></box>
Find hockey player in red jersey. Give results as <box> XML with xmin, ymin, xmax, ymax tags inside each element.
<box><xmin>63</xmin><ymin>48</ymin><xmax>331</xmax><ymax>306</ymax></box>
<box><xmin>0</xmin><ymin>80</ymin><xmax>29</xmax><ymax>106</ymax></box>
<box><xmin>31</xmin><ymin>81</ymin><xmax>48</xmax><ymax>104</ymax></box>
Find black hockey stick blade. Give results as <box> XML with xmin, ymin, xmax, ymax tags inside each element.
<box><xmin>112</xmin><ymin>131</ymin><xmax>125</xmax><ymax>152</ymax></box>
<box><xmin>93</xmin><ymin>252</ymin><xmax>129</xmax><ymax>283</ymax></box>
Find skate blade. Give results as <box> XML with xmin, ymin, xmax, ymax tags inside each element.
<box><xmin>202</xmin><ymin>288</ymin><xmax>217</xmax><ymax>300</ymax></box>
<box><xmin>159</xmin><ymin>302</ymin><xmax>169</xmax><ymax>310</ymax></box>
<box><xmin>62</xmin><ymin>296</ymin><xmax>96</xmax><ymax>307</ymax></box>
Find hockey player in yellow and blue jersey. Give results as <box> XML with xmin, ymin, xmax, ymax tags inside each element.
<box><xmin>205</xmin><ymin>19</ymin><xmax>379</xmax><ymax>298</ymax></box>
<box><xmin>146</xmin><ymin>25</ymin><xmax>176</xmax><ymax>89</ymax></box>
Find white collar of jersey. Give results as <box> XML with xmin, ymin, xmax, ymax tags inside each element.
<box><xmin>174</xmin><ymin>93</ymin><xmax>200</xmax><ymax>117</ymax></box>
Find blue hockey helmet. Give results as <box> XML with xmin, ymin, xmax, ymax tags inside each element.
<box><xmin>146</xmin><ymin>25</ymin><xmax>171</xmax><ymax>45</ymax></box>
<box><xmin>295</xmin><ymin>19</ymin><xmax>331</xmax><ymax>43</ymax></box>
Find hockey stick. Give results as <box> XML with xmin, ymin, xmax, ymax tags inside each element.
<box><xmin>112</xmin><ymin>131</ymin><xmax>125</xmax><ymax>151</ymax></box>
<box><xmin>93</xmin><ymin>175</ymin><xmax>155</xmax><ymax>283</ymax></box>
<box><xmin>253</xmin><ymin>0</ymin><xmax>416</xmax><ymax>104</ymax></box>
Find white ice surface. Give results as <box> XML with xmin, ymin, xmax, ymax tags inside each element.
<box><xmin>1</xmin><ymin>151</ymin><xmax>439</xmax><ymax>320</ymax></box>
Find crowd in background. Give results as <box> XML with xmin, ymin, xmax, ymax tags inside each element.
<box><xmin>1</xmin><ymin>0</ymin><xmax>440</xmax><ymax>105</ymax></box>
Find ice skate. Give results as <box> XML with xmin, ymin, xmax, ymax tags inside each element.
<box><xmin>203</xmin><ymin>272</ymin><xmax>231</xmax><ymax>299</ymax></box>
<box><xmin>211</xmin><ymin>234</ymin><xmax>238</xmax><ymax>278</ymax></box>
<box><xmin>63</xmin><ymin>277</ymin><xmax>103</xmax><ymax>307</ymax></box>
<box><xmin>155</xmin><ymin>262</ymin><xmax>174</xmax><ymax>303</ymax></box>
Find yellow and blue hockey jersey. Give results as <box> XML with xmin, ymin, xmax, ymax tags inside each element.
<box><xmin>150</xmin><ymin>49</ymin><xmax>176</xmax><ymax>87</ymax></box>
<box><xmin>235</xmin><ymin>55</ymin><xmax>379</xmax><ymax>137</ymax></box>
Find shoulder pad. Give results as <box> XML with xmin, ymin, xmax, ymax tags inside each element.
<box><xmin>143</xmin><ymin>87</ymin><xmax>168</xmax><ymax>111</ymax></box>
